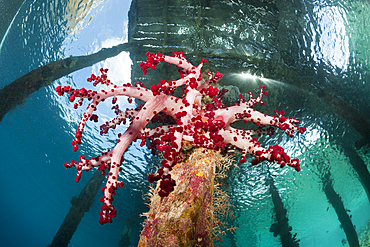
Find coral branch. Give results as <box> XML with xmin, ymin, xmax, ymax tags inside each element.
<box><xmin>57</xmin><ymin>51</ymin><xmax>306</xmax><ymax>224</ymax></box>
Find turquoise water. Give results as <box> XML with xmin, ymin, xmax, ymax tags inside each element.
<box><xmin>1</xmin><ymin>0</ymin><xmax>370</xmax><ymax>246</ymax></box>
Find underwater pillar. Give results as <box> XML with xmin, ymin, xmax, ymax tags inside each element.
<box><xmin>322</xmin><ymin>171</ymin><xmax>360</xmax><ymax>247</ymax></box>
<box><xmin>48</xmin><ymin>170</ymin><xmax>106</xmax><ymax>247</ymax></box>
<box><xmin>138</xmin><ymin>148</ymin><xmax>219</xmax><ymax>247</ymax></box>
<box><xmin>266</xmin><ymin>171</ymin><xmax>300</xmax><ymax>246</ymax></box>
<box><xmin>342</xmin><ymin>144</ymin><xmax>370</xmax><ymax>202</ymax></box>
<box><xmin>0</xmin><ymin>42</ymin><xmax>137</xmax><ymax>121</ymax></box>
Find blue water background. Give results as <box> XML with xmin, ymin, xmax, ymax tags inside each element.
<box><xmin>0</xmin><ymin>0</ymin><xmax>139</xmax><ymax>246</ymax></box>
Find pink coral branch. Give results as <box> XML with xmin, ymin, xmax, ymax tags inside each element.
<box><xmin>57</xmin><ymin>51</ymin><xmax>306</xmax><ymax>224</ymax></box>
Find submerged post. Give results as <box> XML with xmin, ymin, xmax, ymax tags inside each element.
<box><xmin>139</xmin><ymin>148</ymin><xmax>218</xmax><ymax>246</ymax></box>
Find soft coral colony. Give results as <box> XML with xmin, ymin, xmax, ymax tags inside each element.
<box><xmin>56</xmin><ymin>51</ymin><xmax>306</xmax><ymax>225</ymax></box>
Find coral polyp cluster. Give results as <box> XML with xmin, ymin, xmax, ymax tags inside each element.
<box><xmin>57</xmin><ymin>51</ymin><xmax>306</xmax><ymax>224</ymax></box>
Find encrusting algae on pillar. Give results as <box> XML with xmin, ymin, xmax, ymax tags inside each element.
<box><xmin>139</xmin><ymin>148</ymin><xmax>233</xmax><ymax>247</ymax></box>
